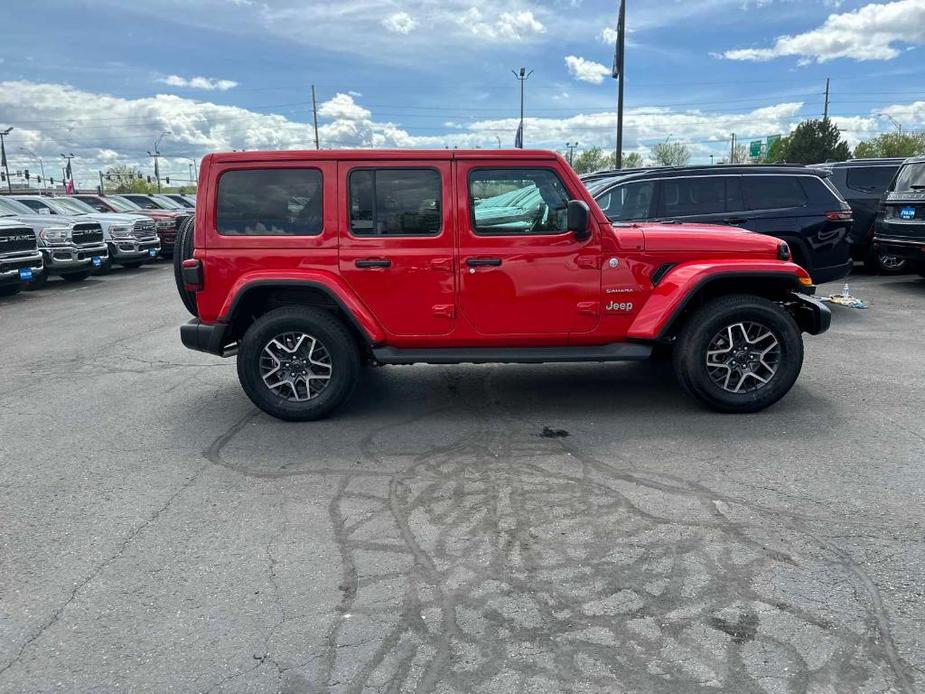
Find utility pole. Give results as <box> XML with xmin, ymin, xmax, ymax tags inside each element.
<box><xmin>511</xmin><ymin>67</ymin><xmax>533</xmax><ymax>148</ymax></box>
<box><xmin>823</xmin><ymin>77</ymin><xmax>830</xmax><ymax>120</ymax></box>
<box><xmin>565</xmin><ymin>142</ymin><xmax>579</xmax><ymax>166</ymax></box>
<box><xmin>98</xmin><ymin>170</ymin><xmax>105</xmax><ymax>195</ymax></box>
<box><xmin>495</xmin><ymin>136</ymin><xmax>502</xmax><ymax>149</ymax></box>
<box><xmin>729</xmin><ymin>133</ymin><xmax>736</xmax><ymax>164</ymax></box>
<box><xmin>311</xmin><ymin>84</ymin><xmax>320</xmax><ymax>150</ymax></box>
<box><xmin>61</xmin><ymin>152</ymin><xmax>76</xmax><ymax>192</ymax></box>
<box><xmin>612</xmin><ymin>0</ymin><xmax>626</xmax><ymax>168</ymax></box>
<box><xmin>1</xmin><ymin>127</ymin><xmax>13</xmax><ymax>193</ymax></box>
<box><xmin>147</xmin><ymin>130</ymin><xmax>170</xmax><ymax>193</ymax></box>
<box><xmin>19</xmin><ymin>146</ymin><xmax>46</xmax><ymax>192</ymax></box>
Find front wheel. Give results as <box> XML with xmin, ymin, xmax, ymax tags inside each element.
<box><xmin>61</xmin><ymin>270</ymin><xmax>91</xmax><ymax>283</ymax></box>
<box><xmin>673</xmin><ymin>295</ymin><xmax>804</xmax><ymax>413</ymax></box>
<box><xmin>121</xmin><ymin>261</ymin><xmax>143</xmax><ymax>269</ymax></box>
<box><xmin>236</xmin><ymin>307</ymin><xmax>360</xmax><ymax>421</ymax></box>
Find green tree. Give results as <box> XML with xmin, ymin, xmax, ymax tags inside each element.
<box><xmin>571</xmin><ymin>147</ymin><xmax>611</xmax><ymax>174</ymax></box>
<box><xmin>621</xmin><ymin>151</ymin><xmax>644</xmax><ymax>168</ymax></box>
<box><xmin>854</xmin><ymin>131</ymin><xmax>925</xmax><ymax>158</ymax></box>
<box><xmin>652</xmin><ymin>141</ymin><xmax>691</xmax><ymax>167</ymax></box>
<box><xmin>103</xmin><ymin>164</ymin><xmax>159</xmax><ymax>194</ymax></box>
<box><xmin>766</xmin><ymin>119</ymin><xmax>851</xmax><ymax>164</ymax></box>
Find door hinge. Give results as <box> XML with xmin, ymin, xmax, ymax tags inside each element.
<box><xmin>432</xmin><ymin>304</ymin><xmax>455</xmax><ymax>318</ymax></box>
<box><xmin>577</xmin><ymin>301</ymin><xmax>599</xmax><ymax>316</ymax></box>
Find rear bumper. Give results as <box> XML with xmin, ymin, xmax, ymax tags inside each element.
<box><xmin>180</xmin><ymin>318</ymin><xmax>229</xmax><ymax>356</ymax></box>
<box><xmin>875</xmin><ymin>236</ymin><xmax>925</xmax><ymax>262</ymax></box>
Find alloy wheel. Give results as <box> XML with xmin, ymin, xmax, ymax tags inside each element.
<box><xmin>705</xmin><ymin>321</ymin><xmax>781</xmax><ymax>394</ymax></box>
<box><xmin>259</xmin><ymin>331</ymin><xmax>333</xmax><ymax>401</ymax></box>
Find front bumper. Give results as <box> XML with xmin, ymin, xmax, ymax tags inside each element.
<box><xmin>180</xmin><ymin>318</ymin><xmax>230</xmax><ymax>356</ymax></box>
<box><xmin>0</xmin><ymin>250</ymin><xmax>44</xmax><ymax>285</ymax></box>
<box><xmin>41</xmin><ymin>242</ymin><xmax>109</xmax><ymax>273</ymax></box>
<box><xmin>790</xmin><ymin>292</ymin><xmax>831</xmax><ymax>336</ymax></box>
<box><xmin>109</xmin><ymin>238</ymin><xmax>161</xmax><ymax>261</ymax></box>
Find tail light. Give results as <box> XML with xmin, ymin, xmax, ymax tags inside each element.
<box><xmin>824</xmin><ymin>210</ymin><xmax>852</xmax><ymax>222</ymax></box>
<box><xmin>182</xmin><ymin>258</ymin><xmax>203</xmax><ymax>291</ymax></box>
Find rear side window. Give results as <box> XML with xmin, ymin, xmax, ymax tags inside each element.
<box><xmin>597</xmin><ymin>181</ymin><xmax>655</xmax><ymax>221</ymax></box>
<box><xmin>743</xmin><ymin>176</ymin><xmax>808</xmax><ymax>210</ymax></box>
<box><xmin>845</xmin><ymin>166</ymin><xmax>897</xmax><ymax>193</ymax></box>
<box><xmin>349</xmin><ymin>169</ymin><xmax>441</xmax><ymax>236</ymax></box>
<box><xmin>217</xmin><ymin>169</ymin><xmax>323</xmax><ymax>236</ymax></box>
<box><xmin>469</xmin><ymin>168</ymin><xmax>571</xmax><ymax>234</ymax></box>
<box><xmin>658</xmin><ymin>177</ymin><xmax>726</xmax><ymax>217</ymax></box>
<box><xmin>892</xmin><ymin>162</ymin><xmax>925</xmax><ymax>192</ymax></box>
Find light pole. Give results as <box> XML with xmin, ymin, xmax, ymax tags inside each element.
<box><xmin>184</xmin><ymin>157</ymin><xmax>198</xmax><ymax>184</ymax></box>
<box><xmin>566</xmin><ymin>141</ymin><xmax>579</xmax><ymax>167</ymax></box>
<box><xmin>19</xmin><ymin>146</ymin><xmax>46</xmax><ymax>191</ymax></box>
<box><xmin>1</xmin><ymin>127</ymin><xmax>13</xmax><ymax>193</ymax></box>
<box><xmin>877</xmin><ymin>113</ymin><xmax>903</xmax><ymax>134</ymax></box>
<box><xmin>148</xmin><ymin>130</ymin><xmax>171</xmax><ymax>192</ymax></box>
<box><xmin>511</xmin><ymin>67</ymin><xmax>533</xmax><ymax>148</ymax></box>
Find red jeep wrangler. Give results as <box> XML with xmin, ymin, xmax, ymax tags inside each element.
<box><xmin>175</xmin><ymin>149</ymin><xmax>829</xmax><ymax>421</ymax></box>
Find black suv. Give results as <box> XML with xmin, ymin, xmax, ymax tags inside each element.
<box><xmin>586</xmin><ymin>165</ymin><xmax>853</xmax><ymax>284</ymax></box>
<box><xmin>812</xmin><ymin>158</ymin><xmax>905</xmax><ymax>273</ymax></box>
<box><xmin>875</xmin><ymin>156</ymin><xmax>925</xmax><ymax>277</ymax></box>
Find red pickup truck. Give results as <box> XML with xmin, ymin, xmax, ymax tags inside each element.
<box><xmin>176</xmin><ymin>149</ymin><xmax>829</xmax><ymax>420</ymax></box>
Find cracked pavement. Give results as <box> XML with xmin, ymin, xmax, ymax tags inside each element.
<box><xmin>1</xmin><ymin>263</ymin><xmax>924</xmax><ymax>693</ymax></box>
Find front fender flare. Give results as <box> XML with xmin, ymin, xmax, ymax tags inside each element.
<box><xmin>627</xmin><ymin>260</ymin><xmax>809</xmax><ymax>341</ymax></box>
<box><xmin>220</xmin><ymin>270</ymin><xmax>386</xmax><ymax>344</ymax></box>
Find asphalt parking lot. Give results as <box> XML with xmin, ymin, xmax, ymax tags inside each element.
<box><xmin>1</xmin><ymin>263</ymin><xmax>924</xmax><ymax>693</ymax></box>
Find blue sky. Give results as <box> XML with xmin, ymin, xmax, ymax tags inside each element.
<box><xmin>2</xmin><ymin>0</ymin><xmax>925</xmax><ymax>186</ymax></box>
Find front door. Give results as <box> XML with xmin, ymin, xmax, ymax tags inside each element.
<box><xmin>338</xmin><ymin>161</ymin><xmax>455</xmax><ymax>337</ymax></box>
<box><xmin>455</xmin><ymin>163</ymin><xmax>601</xmax><ymax>337</ymax></box>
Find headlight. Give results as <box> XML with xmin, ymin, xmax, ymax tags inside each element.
<box><xmin>109</xmin><ymin>225</ymin><xmax>133</xmax><ymax>238</ymax></box>
<box><xmin>39</xmin><ymin>227</ymin><xmax>71</xmax><ymax>244</ymax></box>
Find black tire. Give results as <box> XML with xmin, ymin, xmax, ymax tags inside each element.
<box><xmin>61</xmin><ymin>270</ymin><xmax>91</xmax><ymax>283</ymax></box>
<box><xmin>26</xmin><ymin>270</ymin><xmax>48</xmax><ymax>290</ymax></box>
<box><xmin>0</xmin><ymin>284</ymin><xmax>22</xmax><ymax>297</ymax></box>
<box><xmin>236</xmin><ymin>307</ymin><xmax>360</xmax><ymax>421</ymax></box>
<box><xmin>672</xmin><ymin>294</ymin><xmax>803</xmax><ymax>413</ymax></box>
<box><xmin>863</xmin><ymin>246</ymin><xmax>907</xmax><ymax>275</ymax></box>
<box><xmin>173</xmin><ymin>216</ymin><xmax>197</xmax><ymax>316</ymax></box>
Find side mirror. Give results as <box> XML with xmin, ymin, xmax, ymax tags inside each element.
<box><xmin>567</xmin><ymin>199</ymin><xmax>591</xmax><ymax>241</ymax></box>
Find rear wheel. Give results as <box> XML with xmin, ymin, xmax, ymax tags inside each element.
<box><xmin>61</xmin><ymin>270</ymin><xmax>91</xmax><ymax>283</ymax></box>
<box><xmin>863</xmin><ymin>246</ymin><xmax>907</xmax><ymax>274</ymax></box>
<box><xmin>236</xmin><ymin>307</ymin><xmax>360</xmax><ymax>421</ymax></box>
<box><xmin>173</xmin><ymin>217</ymin><xmax>197</xmax><ymax>316</ymax></box>
<box><xmin>673</xmin><ymin>294</ymin><xmax>803</xmax><ymax>413</ymax></box>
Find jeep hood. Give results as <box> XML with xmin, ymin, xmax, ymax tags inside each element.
<box><xmin>628</xmin><ymin>222</ymin><xmax>781</xmax><ymax>257</ymax></box>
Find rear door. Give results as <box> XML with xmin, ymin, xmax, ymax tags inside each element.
<box><xmin>654</xmin><ymin>175</ymin><xmax>742</xmax><ymax>226</ymax></box>
<box><xmin>842</xmin><ymin>165</ymin><xmax>899</xmax><ymax>243</ymax></box>
<box><xmin>455</xmin><ymin>163</ymin><xmax>601</xmax><ymax>337</ymax></box>
<box><xmin>337</xmin><ymin>161</ymin><xmax>456</xmax><ymax>337</ymax></box>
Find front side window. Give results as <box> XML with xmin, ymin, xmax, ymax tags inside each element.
<box><xmin>658</xmin><ymin>177</ymin><xmax>727</xmax><ymax>217</ymax></box>
<box><xmin>743</xmin><ymin>176</ymin><xmax>808</xmax><ymax>210</ymax></box>
<box><xmin>76</xmin><ymin>196</ymin><xmax>111</xmax><ymax>213</ymax></box>
<box><xmin>122</xmin><ymin>195</ymin><xmax>161</xmax><ymax>210</ymax></box>
<box><xmin>349</xmin><ymin>169</ymin><xmax>441</xmax><ymax>236</ymax></box>
<box><xmin>845</xmin><ymin>166</ymin><xmax>898</xmax><ymax>193</ymax></box>
<box><xmin>596</xmin><ymin>180</ymin><xmax>655</xmax><ymax>221</ymax></box>
<box><xmin>217</xmin><ymin>168</ymin><xmax>323</xmax><ymax>236</ymax></box>
<box><xmin>469</xmin><ymin>168</ymin><xmax>570</xmax><ymax>234</ymax></box>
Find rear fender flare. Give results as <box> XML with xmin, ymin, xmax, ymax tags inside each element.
<box><xmin>220</xmin><ymin>271</ymin><xmax>386</xmax><ymax>344</ymax></box>
<box><xmin>627</xmin><ymin>261</ymin><xmax>808</xmax><ymax>341</ymax></box>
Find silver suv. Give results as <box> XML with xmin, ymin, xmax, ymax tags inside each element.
<box><xmin>0</xmin><ymin>197</ymin><xmax>108</xmax><ymax>288</ymax></box>
<box><xmin>0</xmin><ymin>218</ymin><xmax>44</xmax><ymax>297</ymax></box>
<box><xmin>11</xmin><ymin>195</ymin><xmax>160</xmax><ymax>273</ymax></box>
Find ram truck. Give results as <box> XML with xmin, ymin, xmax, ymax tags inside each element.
<box><xmin>175</xmin><ymin>149</ymin><xmax>830</xmax><ymax>421</ymax></box>
<box><xmin>0</xmin><ymin>197</ymin><xmax>107</xmax><ymax>288</ymax></box>
<box><xmin>0</xmin><ymin>218</ymin><xmax>45</xmax><ymax>296</ymax></box>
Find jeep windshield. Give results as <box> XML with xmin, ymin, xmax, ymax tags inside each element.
<box><xmin>892</xmin><ymin>162</ymin><xmax>925</xmax><ymax>192</ymax></box>
<box><xmin>0</xmin><ymin>197</ymin><xmax>36</xmax><ymax>217</ymax></box>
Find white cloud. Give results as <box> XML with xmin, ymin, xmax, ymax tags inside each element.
<box><xmin>159</xmin><ymin>75</ymin><xmax>238</xmax><ymax>91</ymax></box>
<box><xmin>462</xmin><ymin>7</ymin><xmax>545</xmax><ymax>40</ymax></box>
<box><xmin>723</xmin><ymin>0</ymin><xmax>925</xmax><ymax>63</ymax></box>
<box><xmin>564</xmin><ymin>55</ymin><xmax>610</xmax><ymax>84</ymax></box>
<box><xmin>382</xmin><ymin>11</ymin><xmax>417</xmax><ymax>34</ymax></box>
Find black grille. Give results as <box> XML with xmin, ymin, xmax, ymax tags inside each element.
<box><xmin>72</xmin><ymin>223</ymin><xmax>103</xmax><ymax>245</ymax></box>
<box><xmin>133</xmin><ymin>220</ymin><xmax>158</xmax><ymax>239</ymax></box>
<box><xmin>0</xmin><ymin>227</ymin><xmax>37</xmax><ymax>254</ymax></box>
